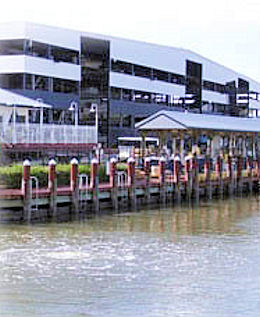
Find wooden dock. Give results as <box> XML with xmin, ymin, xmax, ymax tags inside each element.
<box><xmin>0</xmin><ymin>157</ymin><xmax>259</xmax><ymax>222</ymax></box>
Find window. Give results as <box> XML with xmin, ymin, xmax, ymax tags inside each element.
<box><xmin>111</xmin><ymin>87</ymin><xmax>121</xmax><ymax>99</ymax></box>
<box><xmin>134</xmin><ymin>65</ymin><xmax>151</xmax><ymax>79</ymax></box>
<box><xmin>111</xmin><ymin>60</ymin><xmax>133</xmax><ymax>75</ymax></box>
<box><xmin>51</xmin><ymin>46</ymin><xmax>79</xmax><ymax>64</ymax></box>
<box><xmin>0</xmin><ymin>40</ymin><xmax>24</xmax><ymax>55</ymax></box>
<box><xmin>152</xmin><ymin>69</ymin><xmax>169</xmax><ymax>82</ymax></box>
<box><xmin>170</xmin><ymin>73</ymin><xmax>185</xmax><ymax>85</ymax></box>
<box><xmin>0</xmin><ymin>73</ymin><xmax>23</xmax><ymax>89</ymax></box>
<box><xmin>35</xmin><ymin>75</ymin><xmax>49</xmax><ymax>91</ymax></box>
<box><xmin>53</xmin><ymin>78</ymin><xmax>78</xmax><ymax>93</ymax></box>
<box><xmin>203</xmin><ymin>80</ymin><xmax>215</xmax><ymax>91</ymax></box>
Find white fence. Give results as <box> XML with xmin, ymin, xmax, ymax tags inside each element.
<box><xmin>0</xmin><ymin>123</ymin><xmax>97</xmax><ymax>144</ymax></box>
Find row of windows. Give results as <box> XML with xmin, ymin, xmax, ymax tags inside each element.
<box><xmin>111</xmin><ymin>59</ymin><xmax>186</xmax><ymax>85</ymax></box>
<box><xmin>111</xmin><ymin>87</ymin><xmax>193</xmax><ymax>106</ymax></box>
<box><xmin>111</xmin><ymin>59</ymin><xmax>242</xmax><ymax>95</ymax></box>
<box><xmin>0</xmin><ymin>73</ymin><xmax>79</xmax><ymax>94</ymax></box>
<box><xmin>0</xmin><ymin>39</ymin><xmax>79</xmax><ymax>64</ymax></box>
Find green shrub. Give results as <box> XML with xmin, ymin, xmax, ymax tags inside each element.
<box><xmin>0</xmin><ymin>163</ymin><xmax>109</xmax><ymax>189</ymax></box>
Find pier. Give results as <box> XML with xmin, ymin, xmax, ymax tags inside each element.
<box><xmin>2</xmin><ymin>110</ymin><xmax>260</xmax><ymax>222</ymax></box>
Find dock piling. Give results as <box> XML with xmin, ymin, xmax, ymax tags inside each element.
<box><xmin>48</xmin><ymin>159</ymin><xmax>57</xmax><ymax>217</ymax></box>
<box><xmin>70</xmin><ymin>158</ymin><xmax>79</xmax><ymax>214</ymax></box>
<box><xmin>127</xmin><ymin>157</ymin><xmax>136</xmax><ymax>209</ymax></box>
<box><xmin>91</xmin><ymin>158</ymin><xmax>100</xmax><ymax>213</ymax></box>
<box><xmin>110</xmin><ymin>157</ymin><xmax>118</xmax><ymax>212</ymax></box>
<box><xmin>22</xmin><ymin>159</ymin><xmax>31</xmax><ymax>222</ymax></box>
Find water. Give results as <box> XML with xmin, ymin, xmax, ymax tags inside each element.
<box><xmin>1</xmin><ymin>197</ymin><xmax>260</xmax><ymax>316</ymax></box>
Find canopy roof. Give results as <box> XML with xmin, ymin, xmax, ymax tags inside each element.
<box><xmin>0</xmin><ymin>88</ymin><xmax>52</xmax><ymax>108</ymax></box>
<box><xmin>135</xmin><ymin>110</ymin><xmax>260</xmax><ymax>133</ymax></box>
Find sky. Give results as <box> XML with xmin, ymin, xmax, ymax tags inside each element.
<box><xmin>1</xmin><ymin>0</ymin><xmax>260</xmax><ymax>81</ymax></box>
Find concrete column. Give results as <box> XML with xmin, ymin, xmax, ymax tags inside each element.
<box><xmin>90</xmin><ymin>158</ymin><xmax>99</xmax><ymax>213</ymax></box>
<box><xmin>22</xmin><ymin>159</ymin><xmax>31</xmax><ymax>222</ymax></box>
<box><xmin>70</xmin><ymin>158</ymin><xmax>79</xmax><ymax>213</ymax></box>
<box><xmin>48</xmin><ymin>159</ymin><xmax>57</xmax><ymax>217</ymax></box>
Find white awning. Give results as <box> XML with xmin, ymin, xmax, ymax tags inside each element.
<box><xmin>0</xmin><ymin>88</ymin><xmax>52</xmax><ymax>108</ymax></box>
<box><xmin>135</xmin><ymin>110</ymin><xmax>260</xmax><ymax>133</ymax></box>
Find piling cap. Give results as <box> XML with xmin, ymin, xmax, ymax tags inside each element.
<box><xmin>48</xmin><ymin>159</ymin><xmax>57</xmax><ymax>166</ymax></box>
<box><xmin>144</xmin><ymin>157</ymin><xmax>151</xmax><ymax>163</ymax></box>
<box><xmin>91</xmin><ymin>158</ymin><xmax>99</xmax><ymax>164</ymax></box>
<box><xmin>23</xmin><ymin>159</ymin><xmax>31</xmax><ymax>167</ymax></box>
<box><xmin>160</xmin><ymin>156</ymin><xmax>166</xmax><ymax>162</ymax></box>
<box><xmin>110</xmin><ymin>157</ymin><xmax>118</xmax><ymax>163</ymax></box>
<box><xmin>174</xmin><ymin>155</ymin><xmax>181</xmax><ymax>162</ymax></box>
<box><xmin>185</xmin><ymin>154</ymin><xmax>193</xmax><ymax>161</ymax></box>
<box><xmin>70</xmin><ymin>158</ymin><xmax>79</xmax><ymax>165</ymax></box>
<box><xmin>127</xmin><ymin>157</ymin><xmax>135</xmax><ymax>163</ymax></box>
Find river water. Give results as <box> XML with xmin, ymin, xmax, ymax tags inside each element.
<box><xmin>1</xmin><ymin>197</ymin><xmax>260</xmax><ymax>316</ymax></box>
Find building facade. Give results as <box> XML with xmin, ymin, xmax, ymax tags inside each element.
<box><xmin>0</xmin><ymin>22</ymin><xmax>260</xmax><ymax>147</ymax></box>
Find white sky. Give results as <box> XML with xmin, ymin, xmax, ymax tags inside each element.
<box><xmin>1</xmin><ymin>0</ymin><xmax>260</xmax><ymax>81</ymax></box>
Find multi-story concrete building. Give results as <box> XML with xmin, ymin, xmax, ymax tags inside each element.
<box><xmin>0</xmin><ymin>21</ymin><xmax>260</xmax><ymax>147</ymax></box>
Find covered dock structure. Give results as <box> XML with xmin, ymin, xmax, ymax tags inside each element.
<box><xmin>136</xmin><ymin>110</ymin><xmax>260</xmax><ymax>198</ymax></box>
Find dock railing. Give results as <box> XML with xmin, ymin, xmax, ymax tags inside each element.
<box><xmin>0</xmin><ymin>123</ymin><xmax>97</xmax><ymax>144</ymax></box>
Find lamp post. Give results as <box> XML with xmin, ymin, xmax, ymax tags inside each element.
<box><xmin>68</xmin><ymin>101</ymin><xmax>79</xmax><ymax>127</ymax></box>
<box><xmin>90</xmin><ymin>103</ymin><xmax>98</xmax><ymax>144</ymax></box>
<box><xmin>37</xmin><ymin>98</ymin><xmax>44</xmax><ymax>143</ymax></box>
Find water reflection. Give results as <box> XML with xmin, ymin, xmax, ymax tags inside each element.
<box><xmin>1</xmin><ymin>196</ymin><xmax>260</xmax><ymax>317</ymax></box>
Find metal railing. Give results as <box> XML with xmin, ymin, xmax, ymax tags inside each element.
<box><xmin>0</xmin><ymin>123</ymin><xmax>97</xmax><ymax>144</ymax></box>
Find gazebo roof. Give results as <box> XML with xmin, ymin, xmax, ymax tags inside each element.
<box><xmin>135</xmin><ymin>110</ymin><xmax>260</xmax><ymax>133</ymax></box>
<box><xmin>0</xmin><ymin>88</ymin><xmax>52</xmax><ymax>108</ymax></box>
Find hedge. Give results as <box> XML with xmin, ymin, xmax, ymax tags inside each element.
<box><xmin>0</xmin><ymin>163</ymin><xmax>110</xmax><ymax>189</ymax></box>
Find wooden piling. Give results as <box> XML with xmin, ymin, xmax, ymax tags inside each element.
<box><xmin>173</xmin><ymin>154</ymin><xmax>181</xmax><ymax>203</ymax></box>
<box><xmin>144</xmin><ymin>157</ymin><xmax>151</xmax><ymax>203</ymax></box>
<box><xmin>110</xmin><ymin>157</ymin><xmax>118</xmax><ymax>212</ymax></box>
<box><xmin>192</xmin><ymin>154</ymin><xmax>199</xmax><ymax>202</ymax></box>
<box><xmin>204</xmin><ymin>156</ymin><xmax>212</xmax><ymax>200</ymax></box>
<box><xmin>237</xmin><ymin>156</ymin><xmax>243</xmax><ymax>194</ymax></box>
<box><xmin>91</xmin><ymin>158</ymin><xmax>99</xmax><ymax>213</ymax></box>
<box><xmin>246</xmin><ymin>156</ymin><xmax>253</xmax><ymax>193</ymax></box>
<box><xmin>227</xmin><ymin>155</ymin><xmax>234</xmax><ymax>196</ymax></box>
<box><xmin>48</xmin><ymin>159</ymin><xmax>57</xmax><ymax>217</ymax></box>
<box><xmin>159</xmin><ymin>156</ymin><xmax>166</xmax><ymax>204</ymax></box>
<box><xmin>185</xmin><ymin>155</ymin><xmax>192</xmax><ymax>201</ymax></box>
<box><xmin>22</xmin><ymin>159</ymin><xmax>31</xmax><ymax>222</ymax></box>
<box><xmin>70</xmin><ymin>158</ymin><xmax>79</xmax><ymax>213</ymax></box>
<box><xmin>127</xmin><ymin>157</ymin><xmax>136</xmax><ymax>209</ymax></box>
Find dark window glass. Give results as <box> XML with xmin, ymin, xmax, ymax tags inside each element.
<box><xmin>111</xmin><ymin>60</ymin><xmax>132</xmax><ymax>75</ymax></box>
<box><xmin>53</xmin><ymin>78</ymin><xmax>78</xmax><ymax>93</ymax></box>
<box><xmin>153</xmin><ymin>69</ymin><xmax>169</xmax><ymax>82</ymax></box>
<box><xmin>0</xmin><ymin>73</ymin><xmax>23</xmax><ymax>89</ymax></box>
<box><xmin>170</xmin><ymin>73</ymin><xmax>185</xmax><ymax>85</ymax></box>
<box><xmin>203</xmin><ymin>80</ymin><xmax>215</xmax><ymax>91</ymax></box>
<box><xmin>134</xmin><ymin>65</ymin><xmax>151</xmax><ymax>79</ymax></box>
<box><xmin>0</xmin><ymin>40</ymin><xmax>24</xmax><ymax>55</ymax></box>
<box><xmin>111</xmin><ymin>87</ymin><xmax>121</xmax><ymax>99</ymax></box>
<box><xmin>51</xmin><ymin>46</ymin><xmax>79</xmax><ymax>64</ymax></box>
<box><xmin>35</xmin><ymin>75</ymin><xmax>49</xmax><ymax>91</ymax></box>
<box><xmin>25</xmin><ymin>73</ymin><xmax>33</xmax><ymax>90</ymax></box>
